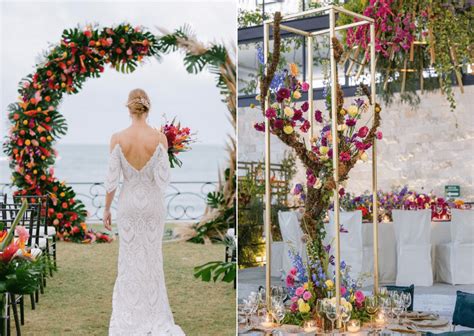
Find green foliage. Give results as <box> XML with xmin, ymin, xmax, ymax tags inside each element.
<box><xmin>194</xmin><ymin>236</ymin><xmax>236</xmax><ymax>283</ymax></box>
<box><xmin>238</xmin><ymin>9</ymin><xmax>269</xmax><ymax>28</ymax></box>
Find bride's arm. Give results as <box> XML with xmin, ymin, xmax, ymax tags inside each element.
<box><xmin>103</xmin><ymin>134</ymin><xmax>119</xmax><ymax>231</ymax></box>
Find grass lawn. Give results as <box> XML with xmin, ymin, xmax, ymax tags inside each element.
<box><xmin>13</xmin><ymin>240</ymin><xmax>235</xmax><ymax>335</ymax></box>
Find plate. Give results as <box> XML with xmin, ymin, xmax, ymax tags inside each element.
<box><xmin>413</xmin><ymin>318</ymin><xmax>449</xmax><ymax>328</ymax></box>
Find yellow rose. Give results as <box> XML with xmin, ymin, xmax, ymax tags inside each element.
<box><xmin>284</xmin><ymin>107</ymin><xmax>294</xmax><ymax>118</ymax></box>
<box><xmin>360</xmin><ymin>151</ymin><xmax>368</xmax><ymax>162</ymax></box>
<box><xmin>60</xmin><ymin>192</ymin><xmax>65</xmax><ymax>198</ymax></box>
<box><xmin>293</xmin><ymin>91</ymin><xmax>301</xmax><ymax>99</ymax></box>
<box><xmin>25</xmin><ymin>139</ymin><xmax>31</xmax><ymax>146</ymax></box>
<box><xmin>298</xmin><ymin>302</ymin><xmax>310</xmax><ymax>313</ymax></box>
<box><xmin>303</xmin><ymin>282</ymin><xmax>309</xmax><ymax>290</ymax></box>
<box><xmin>283</xmin><ymin>125</ymin><xmax>294</xmax><ymax>135</ymax></box>
<box><xmin>33</xmin><ymin>170</ymin><xmax>37</xmax><ymax>175</ymax></box>
<box><xmin>348</xmin><ymin>105</ymin><xmax>359</xmax><ymax>117</ymax></box>
<box><xmin>320</xmin><ymin>146</ymin><xmax>329</xmax><ymax>155</ymax></box>
<box><xmin>47</xmin><ymin>136</ymin><xmax>52</xmax><ymax>141</ymax></box>
<box><xmin>23</xmin><ymin>120</ymin><xmax>28</xmax><ymax>125</ymax></box>
<box><xmin>339</xmin><ymin>108</ymin><xmax>347</xmax><ymax>115</ymax></box>
<box><xmin>325</xmin><ymin>279</ymin><xmax>334</xmax><ymax>289</ymax></box>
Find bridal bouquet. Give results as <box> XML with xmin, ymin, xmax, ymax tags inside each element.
<box><xmin>161</xmin><ymin>118</ymin><xmax>195</xmax><ymax>168</ymax></box>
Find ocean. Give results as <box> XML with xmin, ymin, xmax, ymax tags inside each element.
<box><xmin>0</xmin><ymin>144</ymin><xmax>228</xmax><ymax>222</ymax></box>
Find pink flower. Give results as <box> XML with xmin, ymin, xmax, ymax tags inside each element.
<box><xmin>376</xmin><ymin>131</ymin><xmax>383</xmax><ymax>140</ymax></box>
<box><xmin>254</xmin><ymin>122</ymin><xmax>265</xmax><ymax>132</ymax></box>
<box><xmin>295</xmin><ymin>287</ymin><xmax>305</xmax><ymax>296</ymax></box>
<box><xmin>303</xmin><ymin>291</ymin><xmax>312</xmax><ymax>300</ymax></box>
<box><xmin>291</xmin><ymin>296</ymin><xmax>298</xmax><ymax>303</ymax></box>
<box><xmin>286</xmin><ymin>275</ymin><xmax>294</xmax><ymax>287</ymax></box>
<box><xmin>357</xmin><ymin>126</ymin><xmax>369</xmax><ymax>138</ymax></box>
<box><xmin>290</xmin><ymin>267</ymin><xmax>297</xmax><ymax>276</ymax></box>
<box><xmin>340</xmin><ymin>286</ymin><xmax>347</xmax><ymax>296</ymax></box>
<box><xmin>273</xmin><ymin>119</ymin><xmax>284</xmax><ymax>129</ymax></box>
<box><xmin>290</xmin><ymin>303</ymin><xmax>298</xmax><ymax>312</ymax></box>
<box><xmin>301</xmin><ymin>102</ymin><xmax>309</xmax><ymax>112</ymax></box>
<box><xmin>265</xmin><ymin>107</ymin><xmax>276</xmax><ymax>118</ymax></box>
<box><xmin>15</xmin><ymin>226</ymin><xmax>29</xmax><ymax>243</ymax></box>
<box><xmin>355</xmin><ymin>290</ymin><xmax>365</xmax><ymax>304</ymax></box>
<box><xmin>315</xmin><ymin>110</ymin><xmax>323</xmax><ymax>123</ymax></box>
<box><xmin>339</xmin><ymin>151</ymin><xmax>351</xmax><ymax>162</ymax></box>
<box><xmin>301</xmin><ymin>82</ymin><xmax>310</xmax><ymax>92</ymax></box>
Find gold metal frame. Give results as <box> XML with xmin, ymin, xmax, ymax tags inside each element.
<box><xmin>262</xmin><ymin>5</ymin><xmax>378</xmax><ymax>313</ymax></box>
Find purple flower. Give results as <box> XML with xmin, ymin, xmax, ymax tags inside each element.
<box><xmin>254</xmin><ymin>122</ymin><xmax>265</xmax><ymax>132</ymax></box>
<box><xmin>315</xmin><ymin>109</ymin><xmax>323</xmax><ymax>123</ymax></box>
<box><xmin>273</xmin><ymin>118</ymin><xmax>284</xmax><ymax>129</ymax></box>
<box><xmin>301</xmin><ymin>102</ymin><xmax>309</xmax><ymax>112</ymax></box>
<box><xmin>257</xmin><ymin>47</ymin><xmax>264</xmax><ymax>64</ymax></box>
<box><xmin>270</xmin><ymin>72</ymin><xmax>284</xmax><ymax>92</ymax></box>
<box><xmin>293</xmin><ymin>183</ymin><xmax>303</xmax><ymax>195</ymax></box>
<box><xmin>276</xmin><ymin>88</ymin><xmax>291</xmax><ymax>102</ymax></box>
<box><xmin>346</xmin><ymin>118</ymin><xmax>356</xmax><ymax>127</ymax></box>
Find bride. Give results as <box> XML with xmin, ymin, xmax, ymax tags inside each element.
<box><xmin>103</xmin><ymin>89</ymin><xmax>185</xmax><ymax>335</ymax></box>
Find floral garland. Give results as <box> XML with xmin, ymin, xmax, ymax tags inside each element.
<box><xmin>3</xmin><ymin>24</ymin><xmax>159</xmax><ymax>242</ymax></box>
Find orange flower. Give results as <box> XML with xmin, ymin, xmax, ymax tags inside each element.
<box><xmin>289</xmin><ymin>63</ymin><xmax>299</xmax><ymax>77</ymax></box>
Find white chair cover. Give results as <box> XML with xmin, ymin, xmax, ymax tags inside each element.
<box><xmin>328</xmin><ymin>211</ymin><xmax>364</xmax><ymax>282</ymax></box>
<box><xmin>451</xmin><ymin>209</ymin><xmax>474</xmax><ymax>244</ymax></box>
<box><xmin>393</xmin><ymin>209</ymin><xmax>433</xmax><ymax>286</ymax></box>
<box><xmin>278</xmin><ymin>211</ymin><xmax>305</xmax><ymax>279</ymax></box>
<box><xmin>436</xmin><ymin>209</ymin><xmax>474</xmax><ymax>285</ymax></box>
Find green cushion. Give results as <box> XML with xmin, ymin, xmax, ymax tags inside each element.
<box><xmin>386</xmin><ymin>284</ymin><xmax>414</xmax><ymax>311</ymax></box>
<box><xmin>453</xmin><ymin>291</ymin><xmax>474</xmax><ymax>328</ymax></box>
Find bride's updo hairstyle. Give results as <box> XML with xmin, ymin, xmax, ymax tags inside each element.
<box><xmin>126</xmin><ymin>88</ymin><xmax>151</xmax><ymax>117</ymax></box>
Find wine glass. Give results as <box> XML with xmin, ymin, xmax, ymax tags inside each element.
<box><xmin>365</xmin><ymin>295</ymin><xmax>379</xmax><ymax>334</ymax></box>
<box><xmin>391</xmin><ymin>296</ymin><xmax>404</xmax><ymax>325</ymax></box>
<box><xmin>324</xmin><ymin>301</ymin><xmax>339</xmax><ymax>336</ymax></box>
<box><xmin>272</xmin><ymin>302</ymin><xmax>286</xmax><ymax>326</ymax></box>
<box><xmin>401</xmin><ymin>292</ymin><xmax>412</xmax><ymax>314</ymax></box>
<box><xmin>242</xmin><ymin>299</ymin><xmax>254</xmax><ymax>327</ymax></box>
<box><xmin>340</xmin><ymin>305</ymin><xmax>352</xmax><ymax>333</ymax></box>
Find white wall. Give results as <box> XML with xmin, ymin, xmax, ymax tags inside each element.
<box><xmin>238</xmin><ymin>86</ymin><xmax>474</xmax><ymax>200</ymax></box>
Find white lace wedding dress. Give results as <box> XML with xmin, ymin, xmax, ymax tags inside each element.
<box><xmin>105</xmin><ymin>143</ymin><xmax>185</xmax><ymax>336</ymax></box>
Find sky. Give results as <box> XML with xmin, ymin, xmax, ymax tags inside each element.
<box><xmin>0</xmin><ymin>0</ymin><xmax>236</xmax><ymax>145</ymax></box>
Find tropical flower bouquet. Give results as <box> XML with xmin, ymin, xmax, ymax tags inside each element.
<box><xmin>0</xmin><ymin>201</ymin><xmax>45</xmax><ymax>295</ymax></box>
<box><xmin>161</xmin><ymin>118</ymin><xmax>195</xmax><ymax>168</ymax></box>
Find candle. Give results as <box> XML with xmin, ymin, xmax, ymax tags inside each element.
<box><xmin>347</xmin><ymin>319</ymin><xmax>361</xmax><ymax>333</ymax></box>
<box><xmin>303</xmin><ymin>320</ymin><xmax>317</xmax><ymax>332</ymax></box>
<box><xmin>375</xmin><ymin>312</ymin><xmax>386</xmax><ymax>326</ymax></box>
<box><xmin>260</xmin><ymin>313</ymin><xmax>274</xmax><ymax>328</ymax></box>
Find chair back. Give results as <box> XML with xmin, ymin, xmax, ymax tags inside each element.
<box><xmin>0</xmin><ymin>202</ymin><xmax>41</xmax><ymax>247</ymax></box>
<box><xmin>393</xmin><ymin>209</ymin><xmax>431</xmax><ymax>245</ymax></box>
<box><xmin>328</xmin><ymin>210</ymin><xmax>363</xmax><ymax>250</ymax></box>
<box><xmin>386</xmin><ymin>284</ymin><xmax>415</xmax><ymax>311</ymax></box>
<box><xmin>450</xmin><ymin>209</ymin><xmax>474</xmax><ymax>244</ymax></box>
<box><xmin>278</xmin><ymin>211</ymin><xmax>304</xmax><ymax>255</ymax></box>
<box><xmin>13</xmin><ymin>195</ymin><xmax>49</xmax><ymax>235</ymax></box>
<box><xmin>452</xmin><ymin>290</ymin><xmax>474</xmax><ymax>328</ymax></box>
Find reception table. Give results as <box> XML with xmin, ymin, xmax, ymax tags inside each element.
<box><xmin>271</xmin><ymin>220</ymin><xmax>452</xmax><ymax>283</ymax></box>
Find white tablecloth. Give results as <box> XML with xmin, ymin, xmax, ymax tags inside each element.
<box><xmin>272</xmin><ymin>221</ymin><xmax>451</xmax><ymax>283</ymax></box>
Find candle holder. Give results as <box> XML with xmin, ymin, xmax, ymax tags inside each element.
<box><xmin>347</xmin><ymin>319</ymin><xmax>361</xmax><ymax>333</ymax></box>
<box><xmin>375</xmin><ymin>311</ymin><xmax>386</xmax><ymax>327</ymax></box>
<box><xmin>303</xmin><ymin>320</ymin><xmax>318</xmax><ymax>333</ymax></box>
<box><xmin>260</xmin><ymin>311</ymin><xmax>275</xmax><ymax>329</ymax></box>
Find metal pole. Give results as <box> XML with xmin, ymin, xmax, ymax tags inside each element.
<box><xmin>370</xmin><ymin>22</ymin><xmax>379</xmax><ymax>295</ymax></box>
<box><xmin>263</xmin><ymin>21</ymin><xmax>272</xmax><ymax>311</ymax></box>
<box><xmin>329</xmin><ymin>7</ymin><xmax>341</xmax><ymax>314</ymax></box>
<box><xmin>307</xmin><ymin>35</ymin><xmax>314</xmax><ymax>140</ymax></box>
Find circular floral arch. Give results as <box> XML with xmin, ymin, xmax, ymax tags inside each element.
<box><xmin>3</xmin><ymin>24</ymin><xmax>234</xmax><ymax>242</ymax></box>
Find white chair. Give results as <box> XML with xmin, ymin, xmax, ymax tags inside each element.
<box><xmin>393</xmin><ymin>210</ymin><xmax>433</xmax><ymax>286</ymax></box>
<box><xmin>436</xmin><ymin>209</ymin><xmax>474</xmax><ymax>285</ymax></box>
<box><xmin>328</xmin><ymin>211</ymin><xmax>367</xmax><ymax>282</ymax></box>
<box><xmin>278</xmin><ymin>211</ymin><xmax>305</xmax><ymax>279</ymax></box>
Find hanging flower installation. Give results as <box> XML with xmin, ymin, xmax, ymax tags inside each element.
<box><xmin>341</xmin><ymin>0</ymin><xmax>473</xmax><ymax>110</ymax></box>
<box><xmin>254</xmin><ymin>12</ymin><xmax>382</xmax><ymax>264</ymax></box>
<box><xmin>3</xmin><ymin>24</ymin><xmax>160</xmax><ymax>242</ymax></box>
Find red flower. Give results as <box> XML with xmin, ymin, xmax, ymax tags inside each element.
<box><xmin>0</xmin><ymin>242</ymin><xmax>19</xmax><ymax>263</ymax></box>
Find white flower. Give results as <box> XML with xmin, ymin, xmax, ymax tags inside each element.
<box><xmin>284</xmin><ymin>107</ymin><xmax>294</xmax><ymax>118</ymax></box>
<box><xmin>30</xmin><ymin>248</ymin><xmax>42</xmax><ymax>260</ymax></box>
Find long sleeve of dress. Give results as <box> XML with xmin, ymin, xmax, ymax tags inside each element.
<box><xmin>104</xmin><ymin>145</ymin><xmax>122</xmax><ymax>193</ymax></box>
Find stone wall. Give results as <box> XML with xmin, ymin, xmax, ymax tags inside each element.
<box><xmin>238</xmin><ymin>86</ymin><xmax>474</xmax><ymax>200</ymax></box>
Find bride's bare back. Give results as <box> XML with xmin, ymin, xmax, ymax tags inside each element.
<box><xmin>110</xmin><ymin>125</ymin><xmax>168</xmax><ymax>172</ymax></box>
